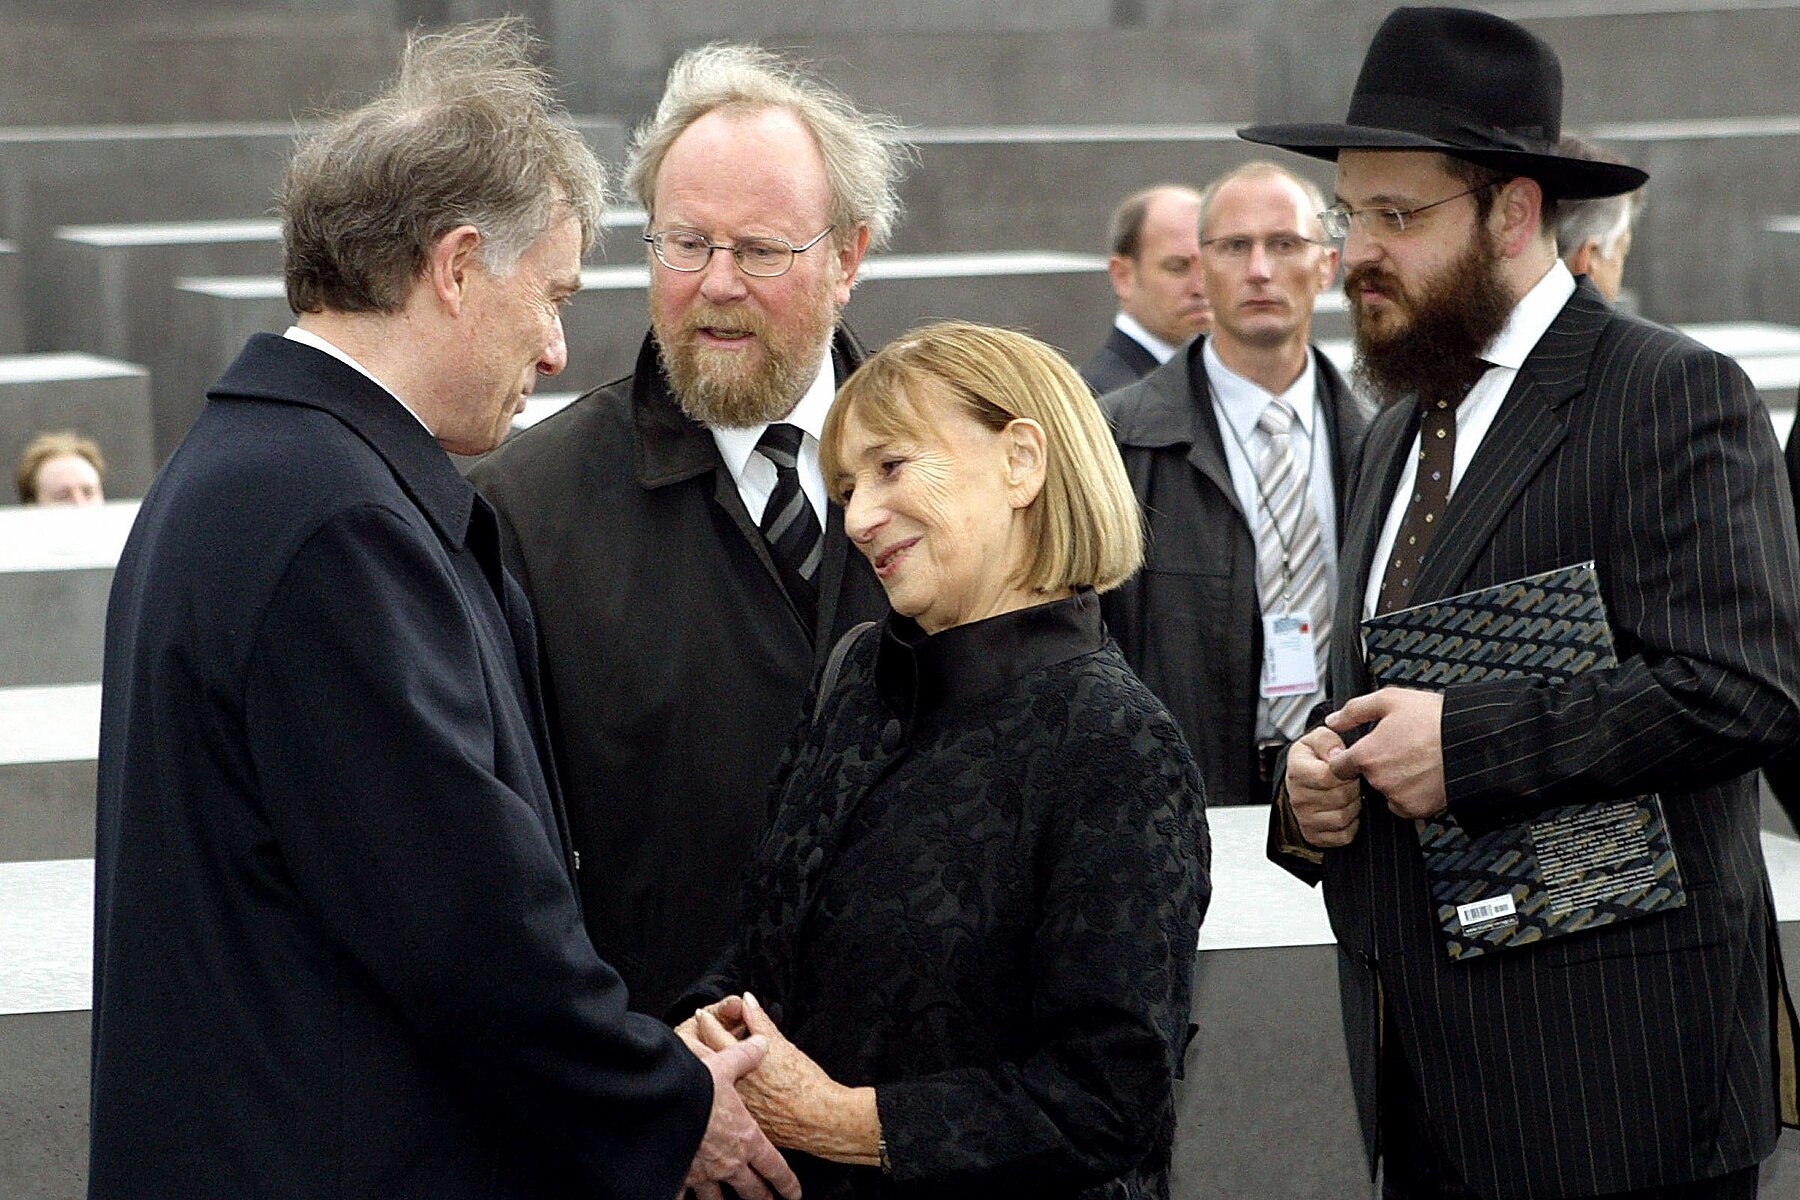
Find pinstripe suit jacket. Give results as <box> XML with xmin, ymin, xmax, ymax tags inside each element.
<box><xmin>1285</xmin><ymin>280</ymin><xmax>1800</xmax><ymax>1198</ymax></box>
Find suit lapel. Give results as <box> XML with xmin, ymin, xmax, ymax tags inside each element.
<box><xmin>1411</xmin><ymin>288</ymin><xmax>1603</xmax><ymax>602</ymax></box>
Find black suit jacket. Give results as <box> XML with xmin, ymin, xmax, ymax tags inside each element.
<box><xmin>1080</xmin><ymin>324</ymin><xmax>1160</xmax><ymax>395</ymax></box>
<box><xmin>1275</xmin><ymin>281</ymin><xmax>1800</xmax><ymax>1196</ymax></box>
<box><xmin>468</xmin><ymin>328</ymin><xmax>889</xmax><ymax>1017</ymax></box>
<box><xmin>91</xmin><ymin>334</ymin><xmax>711</xmax><ymax>1200</ymax></box>
<box><xmin>1769</xmin><ymin>401</ymin><xmax>1800</xmax><ymax>819</ymax></box>
<box><xmin>1102</xmin><ymin>341</ymin><xmax>1368</xmax><ymax>805</ymax></box>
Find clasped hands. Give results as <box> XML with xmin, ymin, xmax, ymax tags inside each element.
<box><xmin>676</xmin><ymin>992</ymin><xmax>881</xmax><ymax>1200</ymax></box>
<box><xmin>1284</xmin><ymin>687</ymin><xmax>1447</xmax><ymax>848</ymax></box>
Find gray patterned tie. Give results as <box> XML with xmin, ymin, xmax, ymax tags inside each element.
<box><xmin>1254</xmin><ymin>398</ymin><xmax>1329</xmax><ymax>738</ymax></box>
<box><xmin>756</xmin><ymin>422</ymin><xmax>822</xmax><ymax>625</ymax></box>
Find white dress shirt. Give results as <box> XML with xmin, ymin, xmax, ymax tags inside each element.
<box><xmin>282</xmin><ymin>325</ymin><xmax>434</xmax><ymax>436</ymax></box>
<box><xmin>1115</xmin><ymin>312</ymin><xmax>1185</xmax><ymax>366</ymax></box>
<box><xmin>708</xmin><ymin>341</ymin><xmax>835</xmax><ymax>526</ymax></box>
<box><xmin>1205</xmin><ymin>336</ymin><xmax>1340</xmax><ymax>739</ymax></box>
<box><xmin>1363</xmin><ymin>260</ymin><xmax>1576</xmax><ymax>620</ymax></box>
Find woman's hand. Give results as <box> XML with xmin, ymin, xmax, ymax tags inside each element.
<box><xmin>675</xmin><ymin>996</ymin><xmax>748</xmax><ymax>1055</ymax></box>
<box><xmin>691</xmin><ymin>991</ymin><xmax>882</xmax><ymax>1166</ymax></box>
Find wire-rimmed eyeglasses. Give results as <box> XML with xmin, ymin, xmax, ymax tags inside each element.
<box><xmin>1198</xmin><ymin>233</ymin><xmax>1328</xmax><ymax>261</ymax></box>
<box><xmin>1318</xmin><ymin>182</ymin><xmax>1497</xmax><ymax>239</ymax></box>
<box><xmin>643</xmin><ymin>226</ymin><xmax>836</xmax><ymax>278</ymax></box>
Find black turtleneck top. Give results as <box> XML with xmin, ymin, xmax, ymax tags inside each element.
<box><xmin>692</xmin><ymin>589</ymin><xmax>1211</xmax><ymax>1200</ymax></box>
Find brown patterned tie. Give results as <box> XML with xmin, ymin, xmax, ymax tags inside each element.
<box><xmin>1375</xmin><ymin>395</ymin><xmax>1460</xmax><ymax>616</ymax></box>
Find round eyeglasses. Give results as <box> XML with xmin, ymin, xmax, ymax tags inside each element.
<box><xmin>643</xmin><ymin>225</ymin><xmax>836</xmax><ymax>278</ymax></box>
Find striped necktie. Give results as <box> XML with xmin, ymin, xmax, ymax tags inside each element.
<box><xmin>756</xmin><ymin>422</ymin><xmax>822</xmax><ymax>626</ymax></box>
<box><xmin>1254</xmin><ymin>398</ymin><xmax>1329</xmax><ymax>738</ymax></box>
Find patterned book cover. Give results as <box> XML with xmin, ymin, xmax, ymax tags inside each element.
<box><xmin>1361</xmin><ymin>562</ymin><xmax>1687</xmax><ymax>960</ymax></box>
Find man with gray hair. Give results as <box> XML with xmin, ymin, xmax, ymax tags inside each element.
<box><xmin>1553</xmin><ymin>132</ymin><xmax>1645</xmax><ymax>302</ymax></box>
<box><xmin>471</xmin><ymin>44</ymin><xmax>906</xmax><ymax>1018</ymax></box>
<box><xmin>91</xmin><ymin>22</ymin><xmax>798</xmax><ymax>1200</ymax></box>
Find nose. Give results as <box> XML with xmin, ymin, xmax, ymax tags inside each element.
<box><xmin>539</xmin><ymin>312</ymin><xmax>568</xmax><ymax>377</ymax></box>
<box><xmin>1340</xmin><ymin>222</ymin><xmax>1380</xmax><ymax>272</ymax></box>
<box><xmin>698</xmin><ymin>246</ymin><xmax>750</xmax><ymax>304</ymax></box>
<box><xmin>1245</xmin><ymin>240</ymin><xmax>1274</xmax><ymax>281</ymax></box>
<box><xmin>844</xmin><ymin>485</ymin><xmax>885</xmax><ymax>548</ymax></box>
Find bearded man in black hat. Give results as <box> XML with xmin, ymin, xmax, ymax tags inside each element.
<box><xmin>1245</xmin><ymin>7</ymin><xmax>1800</xmax><ymax>1199</ymax></box>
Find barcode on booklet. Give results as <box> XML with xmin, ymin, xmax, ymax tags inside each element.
<box><xmin>1457</xmin><ymin>893</ymin><xmax>1518</xmax><ymax>929</ymax></box>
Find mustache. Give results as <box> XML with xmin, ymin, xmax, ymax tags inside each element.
<box><xmin>1344</xmin><ymin>262</ymin><xmax>1404</xmax><ymax>303</ymax></box>
<box><xmin>682</xmin><ymin>303</ymin><xmax>768</xmax><ymax>340</ymax></box>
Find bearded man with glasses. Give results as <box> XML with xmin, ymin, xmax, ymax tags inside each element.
<box><xmin>470</xmin><ymin>45</ymin><xmax>906</xmax><ymax>1021</ymax></box>
<box><xmin>1103</xmin><ymin>159</ymin><xmax>1367</xmax><ymax>812</ymax></box>
<box><xmin>1245</xmin><ymin>7</ymin><xmax>1800</xmax><ymax>1198</ymax></box>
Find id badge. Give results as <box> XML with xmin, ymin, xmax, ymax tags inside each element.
<box><xmin>1261</xmin><ymin>611</ymin><xmax>1319</xmax><ymax>698</ymax></box>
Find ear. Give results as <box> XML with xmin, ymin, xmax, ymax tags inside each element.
<box><xmin>1106</xmin><ymin>254</ymin><xmax>1137</xmax><ymax>306</ymax></box>
<box><xmin>426</xmin><ymin>224</ymin><xmax>485</xmax><ymax>317</ymax></box>
<box><xmin>1565</xmin><ymin>238</ymin><xmax>1598</xmax><ymax>279</ymax></box>
<box><xmin>1001</xmin><ymin>418</ymin><xmax>1049</xmax><ymax>509</ymax></box>
<box><xmin>832</xmin><ymin>224</ymin><xmax>873</xmax><ymax>305</ymax></box>
<box><xmin>1489</xmin><ymin>177</ymin><xmax>1545</xmax><ymax>260</ymax></box>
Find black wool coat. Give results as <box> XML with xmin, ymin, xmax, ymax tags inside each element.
<box><xmin>685</xmin><ymin>591</ymin><xmax>1211</xmax><ymax>1200</ymax></box>
<box><xmin>468</xmin><ymin>328</ymin><xmax>889</xmax><ymax>1017</ymax></box>
<box><xmin>91</xmin><ymin>334</ymin><xmax>711</xmax><ymax>1200</ymax></box>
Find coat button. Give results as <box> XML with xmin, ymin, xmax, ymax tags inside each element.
<box><xmin>880</xmin><ymin>718</ymin><xmax>904</xmax><ymax>752</ymax></box>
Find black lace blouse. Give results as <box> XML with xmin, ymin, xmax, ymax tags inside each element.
<box><xmin>689</xmin><ymin>589</ymin><xmax>1211</xmax><ymax>1199</ymax></box>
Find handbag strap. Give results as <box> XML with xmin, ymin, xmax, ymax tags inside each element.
<box><xmin>814</xmin><ymin>621</ymin><xmax>877</xmax><ymax>724</ymax></box>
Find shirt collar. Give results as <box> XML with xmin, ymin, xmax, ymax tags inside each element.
<box><xmin>1203</xmin><ymin>335</ymin><xmax>1318</xmax><ymax>439</ymax></box>
<box><xmin>1480</xmin><ymin>259</ymin><xmax>1577</xmax><ymax>371</ymax></box>
<box><xmin>708</xmin><ymin>338</ymin><xmax>837</xmax><ymax>474</ymax></box>
<box><xmin>283</xmin><ymin>326</ymin><xmax>434</xmax><ymax>436</ymax></box>
<box><xmin>1115</xmin><ymin>311</ymin><xmax>1183</xmax><ymax>364</ymax></box>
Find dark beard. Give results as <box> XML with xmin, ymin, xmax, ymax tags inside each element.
<box><xmin>1347</xmin><ymin>229</ymin><xmax>1513</xmax><ymax>410</ymax></box>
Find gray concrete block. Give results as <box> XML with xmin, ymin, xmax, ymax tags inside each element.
<box><xmin>0</xmin><ymin>14</ymin><xmax>401</xmax><ymax>127</ymax></box>
<box><xmin>0</xmin><ymin>684</ymin><xmax>100</xmax><ymax>862</ymax></box>
<box><xmin>892</xmin><ymin>127</ymin><xmax>1338</xmax><ymax>258</ymax></box>
<box><xmin>0</xmin><ymin>356</ymin><xmax>155</xmax><ymax>501</ymax></box>
<box><xmin>0</xmin><ymin>1009</ymin><xmax>87</xmax><ymax>1200</ymax></box>
<box><xmin>0</xmin><ymin>505</ymin><xmax>133</xmax><ymax>689</ymax></box>
<box><xmin>1506</xmin><ymin>2</ymin><xmax>1800</xmax><ymax>126</ymax></box>
<box><xmin>0</xmin><ymin>243</ymin><xmax>24</xmax><ymax>355</ymax></box>
<box><xmin>784</xmin><ymin>27</ymin><xmax>1257</xmax><ymax>126</ymax></box>
<box><xmin>1760</xmin><ymin>219</ymin><xmax>1800</xmax><ymax>330</ymax></box>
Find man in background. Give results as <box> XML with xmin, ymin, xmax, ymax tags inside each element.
<box><xmin>1081</xmin><ymin>183</ymin><xmax>1211</xmax><ymax>394</ymax></box>
<box><xmin>1104</xmin><ymin>161</ymin><xmax>1363</xmax><ymax>807</ymax></box>
<box><xmin>1553</xmin><ymin>131</ymin><xmax>1646</xmax><ymax>302</ymax></box>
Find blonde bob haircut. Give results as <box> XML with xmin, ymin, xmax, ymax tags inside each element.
<box><xmin>822</xmin><ymin>321</ymin><xmax>1143</xmax><ymax>595</ymax></box>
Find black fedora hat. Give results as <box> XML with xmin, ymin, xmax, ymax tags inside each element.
<box><xmin>1238</xmin><ymin>6</ymin><xmax>1647</xmax><ymax>200</ymax></box>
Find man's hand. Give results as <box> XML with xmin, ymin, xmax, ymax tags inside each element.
<box><xmin>1326</xmin><ymin>687</ymin><xmax>1446</xmax><ymax>819</ymax></box>
<box><xmin>1285</xmin><ymin>724</ymin><xmax>1362</xmax><ymax>847</ymax></box>
<box><xmin>681</xmin><ymin>1033</ymin><xmax>802</xmax><ymax>1200</ymax></box>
